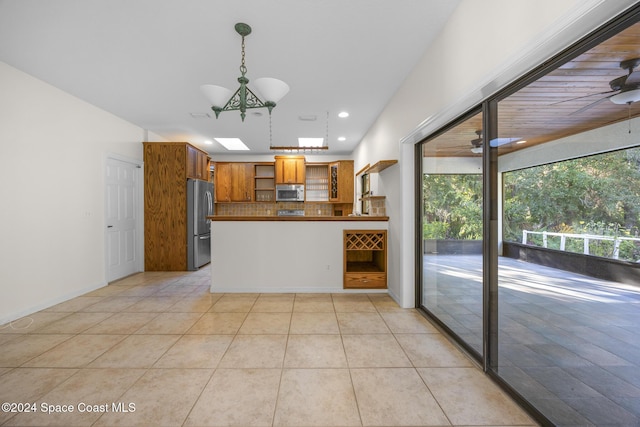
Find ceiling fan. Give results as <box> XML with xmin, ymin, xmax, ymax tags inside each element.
<box><xmin>470</xmin><ymin>130</ymin><xmax>483</xmax><ymax>153</ymax></box>
<box><xmin>437</xmin><ymin>130</ymin><xmax>483</xmax><ymax>155</ymax></box>
<box><xmin>557</xmin><ymin>57</ymin><xmax>640</xmax><ymax>115</ymax></box>
<box><xmin>433</xmin><ymin>130</ymin><xmax>525</xmax><ymax>156</ymax></box>
<box><xmin>467</xmin><ymin>130</ymin><xmax>524</xmax><ymax>153</ymax></box>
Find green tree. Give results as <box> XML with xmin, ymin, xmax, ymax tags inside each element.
<box><xmin>423</xmin><ymin>174</ymin><xmax>482</xmax><ymax>240</ymax></box>
<box><xmin>503</xmin><ymin>147</ymin><xmax>640</xmax><ymax>261</ymax></box>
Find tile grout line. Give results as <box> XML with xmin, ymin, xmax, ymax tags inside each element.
<box><xmin>179</xmin><ymin>292</ymin><xmax>247</xmax><ymax>426</ymax></box>
<box><xmin>89</xmin><ymin>278</ymin><xmax>199</xmax><ymax>426</ymax></box>
<box><xmin>270</xmin><ymin>294</ymin><xmax>297</xmax><ymax>427</ymax></box>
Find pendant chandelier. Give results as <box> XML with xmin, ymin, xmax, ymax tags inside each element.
<box><xmin>200</xmin><ymin>23</ymin><xmax>289</xmax><ymax>121</ymax></box>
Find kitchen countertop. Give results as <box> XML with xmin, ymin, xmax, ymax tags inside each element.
<box><xmin>208</xmin><ymin>215</ymin><xmax>389</xmax><ymax>221</ymax></box>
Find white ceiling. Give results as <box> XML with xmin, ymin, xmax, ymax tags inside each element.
<box><xmin>0</xmin><ymin>0</ymin><xmax>459</xmax><ymax>156</ymax></box>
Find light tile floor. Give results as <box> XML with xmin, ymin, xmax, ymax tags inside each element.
<box><xmin>0</xmin><ymin>268</ymin><xmax>537</xmax><ymax>426</ymax></box>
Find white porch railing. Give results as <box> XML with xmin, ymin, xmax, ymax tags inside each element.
<box><xmin>522</xmin><ymin>230</ymin><xmax>640</xmax><ymax>260</ymax></box>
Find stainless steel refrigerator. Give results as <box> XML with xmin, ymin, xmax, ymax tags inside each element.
<box><xmin>187</xmin><ymin>179</ymin><xmax>213</xmax><ymax>271</ymax></box>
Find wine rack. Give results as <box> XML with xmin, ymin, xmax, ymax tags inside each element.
<box><xmin>343</xmin><ymin>230</ymin><xmax>387</xmax><ymax>289</ymax></box>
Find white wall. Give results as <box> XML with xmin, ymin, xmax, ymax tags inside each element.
<box><xmin>0</xmin><ymin>62</ymin><xmax>158</xmax><ymax>324</ymax></box>
<box><xmin>351</xmin><ymin>0</ymin><xmax>637</xmax><ymax>307</ymax></box>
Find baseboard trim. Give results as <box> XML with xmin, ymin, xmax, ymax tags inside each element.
<box><xmin>0</xmin><ymin>281</ymin><xmax>107</xmax><ymax>325</ymax></box>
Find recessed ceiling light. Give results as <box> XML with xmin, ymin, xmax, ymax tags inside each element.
<box><xmin>214</xmin><ymin>138</ymin><xmax>250</xmax><ymax>150</ymax></box>
<box><xmin>338</xmin><ymin>136</ymin><xmax>346</xmax><ymax>142</ymax></box>
<box><xmin>204</xmin><ymin>140</ymin><xmax>213</xmax><ymax>145</ymax></box>
<box><xmin>338</xmin><ymin>111</ymin><xmax>349</xmax><ymax>118</ymax></box>
<box><xmin>298</xmin><ymin>137</ymin><xmax>324</xmax><ymax>147</ymax></box>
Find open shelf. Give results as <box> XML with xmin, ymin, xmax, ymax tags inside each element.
<box><xmin>357</xmin><ymin>159</ymin><xmax>398</xmax><ymax>175</ymax></box>
<box><xmin>254</xmin><ymin>164</ymin><xmax>275</xmax><ymax>202</ymax></box>
<box><xmin>346</xmin><ymin>261</ymin><xmax>384</xmax><ymax>272</ymax></box>
<box><xmin>306</xmin><ymin>164</ymin><xmax>329</xmax><ymax>202</ymax></box>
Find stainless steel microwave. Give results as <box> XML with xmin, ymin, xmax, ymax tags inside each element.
<box><xmin>276</xmin><ymin>184</ymin><xmax>304</xmax><ymax>202</ymax></box>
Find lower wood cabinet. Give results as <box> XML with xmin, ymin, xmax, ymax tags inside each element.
<box><xmin>343</xmin><ymin>229</ymin><xmax>387</xmax><ymax>289</ymax></box>
<box><xmin>344</xmin><ymin>272</ymin><xmax>387</xmax><ymax>289</ymax></box>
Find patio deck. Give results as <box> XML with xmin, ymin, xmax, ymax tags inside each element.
<box><xmin>422</xmin><ymin>254</ymin><xmax>640</xmax><ymax>426</ymax></box>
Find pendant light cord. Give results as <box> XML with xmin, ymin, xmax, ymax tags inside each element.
<box><xmin>269</xmin><ymin>111</ymin><xmax>273</xmax><ymax>148</ymax></box>
<box><xmin>326</xmin><ymin>111</ymin><xmax>329</xmax><ymax>149</ymax></box>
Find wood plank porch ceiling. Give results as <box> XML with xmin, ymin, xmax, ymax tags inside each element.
<box><xmin>425</xmin><ymin>22</ymin><xmax>640</xmax><ymax>157</ymax></box>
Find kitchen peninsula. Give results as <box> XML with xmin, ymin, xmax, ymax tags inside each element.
<box><xmin>209</xmin><ymin>215</ymin><xmax>389</xmax><ymax>293</ymax></box>
<box><xmin>209</xmin><ymin>155</ymin><xmax>391</xmax><ymax>293</ymax></box>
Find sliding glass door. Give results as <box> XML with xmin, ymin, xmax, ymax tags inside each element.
<box><xmin>419</xmin><ymin>111</ymin><xmax>484</xmax><ymax>358</ymax></box>
<box><xmin>417</xmin><ymin>8</ymin><xmax>640</xmax><ymax>426</ymax></box>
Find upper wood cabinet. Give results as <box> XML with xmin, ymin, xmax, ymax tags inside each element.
<box><xmin>230</xmin><ymin>163</ymin><xmax>253</xmax><ymax>202</ymax></box>
<box><xmin>214</xmin><ymin>163</ymin><xmax>232</xmax><ymax>203</ymax></box>
<box><xmin>275</xmin><ymin>155</ymin><xmax>305</xmax><ymax>184</ymax></box>
<box><xmin>186</xmin><ymin>145</ymin><xmax>210</xmax><ymax>181</ymax></box>
<box><xmin>329</xmin><ymin>160</ymin><xmax>354</xmax><ymax>203</ymax></box>
<box><xmin>214</xmin><ymin>162</ymin><xmax>254</xmax><ymax>202</ymax></box>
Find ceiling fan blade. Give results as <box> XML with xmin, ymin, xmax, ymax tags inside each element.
<box><xmin>625</xmin><ymin>70</ymin><xmax>640</xmax><ymax>85</ymax></box>
<box><xmin>550</xmin><ymin>90</ymin><xmax>616</xmax><ymax>105</ymax></box>
<box><xmin>569</xmin><ymin>94</ymin><xmax>613</xmax><ymax>115</ymax></box>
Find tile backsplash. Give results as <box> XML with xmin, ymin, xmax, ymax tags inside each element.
<box><xmin>368</xmin><ymin>198</ymin><xmax>386</xmax><ymax>217</ymax></box>
<box><xmin>216</xmin><ymin>203</ymin><xmax>334</xmax><ymax>216</ymax></box>
<box><xmin>214</xmin><ymin>201</ymin><xmax>388</xmax><ymax>217</ymax></box>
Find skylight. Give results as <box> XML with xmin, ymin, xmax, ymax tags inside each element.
<box><xmin>214</xmin><ymin>138</ymin><xmax>250</xmax><ymax>151</ymax></box>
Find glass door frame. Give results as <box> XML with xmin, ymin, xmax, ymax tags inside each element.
<box><xmin>414</xmin><ymin>106</ymin><xmax>485</xmax><ymax>364</ymax></box>
<box><xmin>414</xmin><ymin>5</ymin><xmax>640</xmax><ymax>426</ymax></box>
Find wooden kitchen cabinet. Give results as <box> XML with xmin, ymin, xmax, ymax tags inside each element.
<box><xmin>214</xmin><ymin>162</ymin><xmax>254</xmax><ymax>202</ymax></box>
<box><xmin>275</xmin><ymin>155</ymin><xmax>305</xmax><ymax>184</ymax></box>
<box><xmin>329</xmin><ymin>160</ymin><xmax>354</xmax><ymax>203</ymax></box>
<box><xmin>230</xmin><ymin>163</ymin><xmax>253</xmax><ymax>201</ymax></box>
<box><xmin>343</xmin><ymin>229</ymin><xmax>387</xmax><ymax>289</ymax></box>
<box><xmin>143</xmin><ymin>142</ymin><xmax>209</xmax><ymax>271</ymax></box>
<box><xmin>186</xmin><ymin>144</ymin><xmax>210</xmax><ymax>181</ymax></box>
<box><xmin>214</xmin><ymin>163</ymin><xmax>232</xmax><ymax>202</ymax></box>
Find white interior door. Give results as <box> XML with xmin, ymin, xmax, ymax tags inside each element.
<box><xmin>106</xmin><ymin>157</ymin><xmax>139</xmax><ymax>281</ymax></box>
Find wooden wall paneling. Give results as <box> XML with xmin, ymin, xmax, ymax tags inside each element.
<box><xmin>143</xmin><ymin>142</ymin><xmax>188</xmax><ymax>271</ymax></box>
